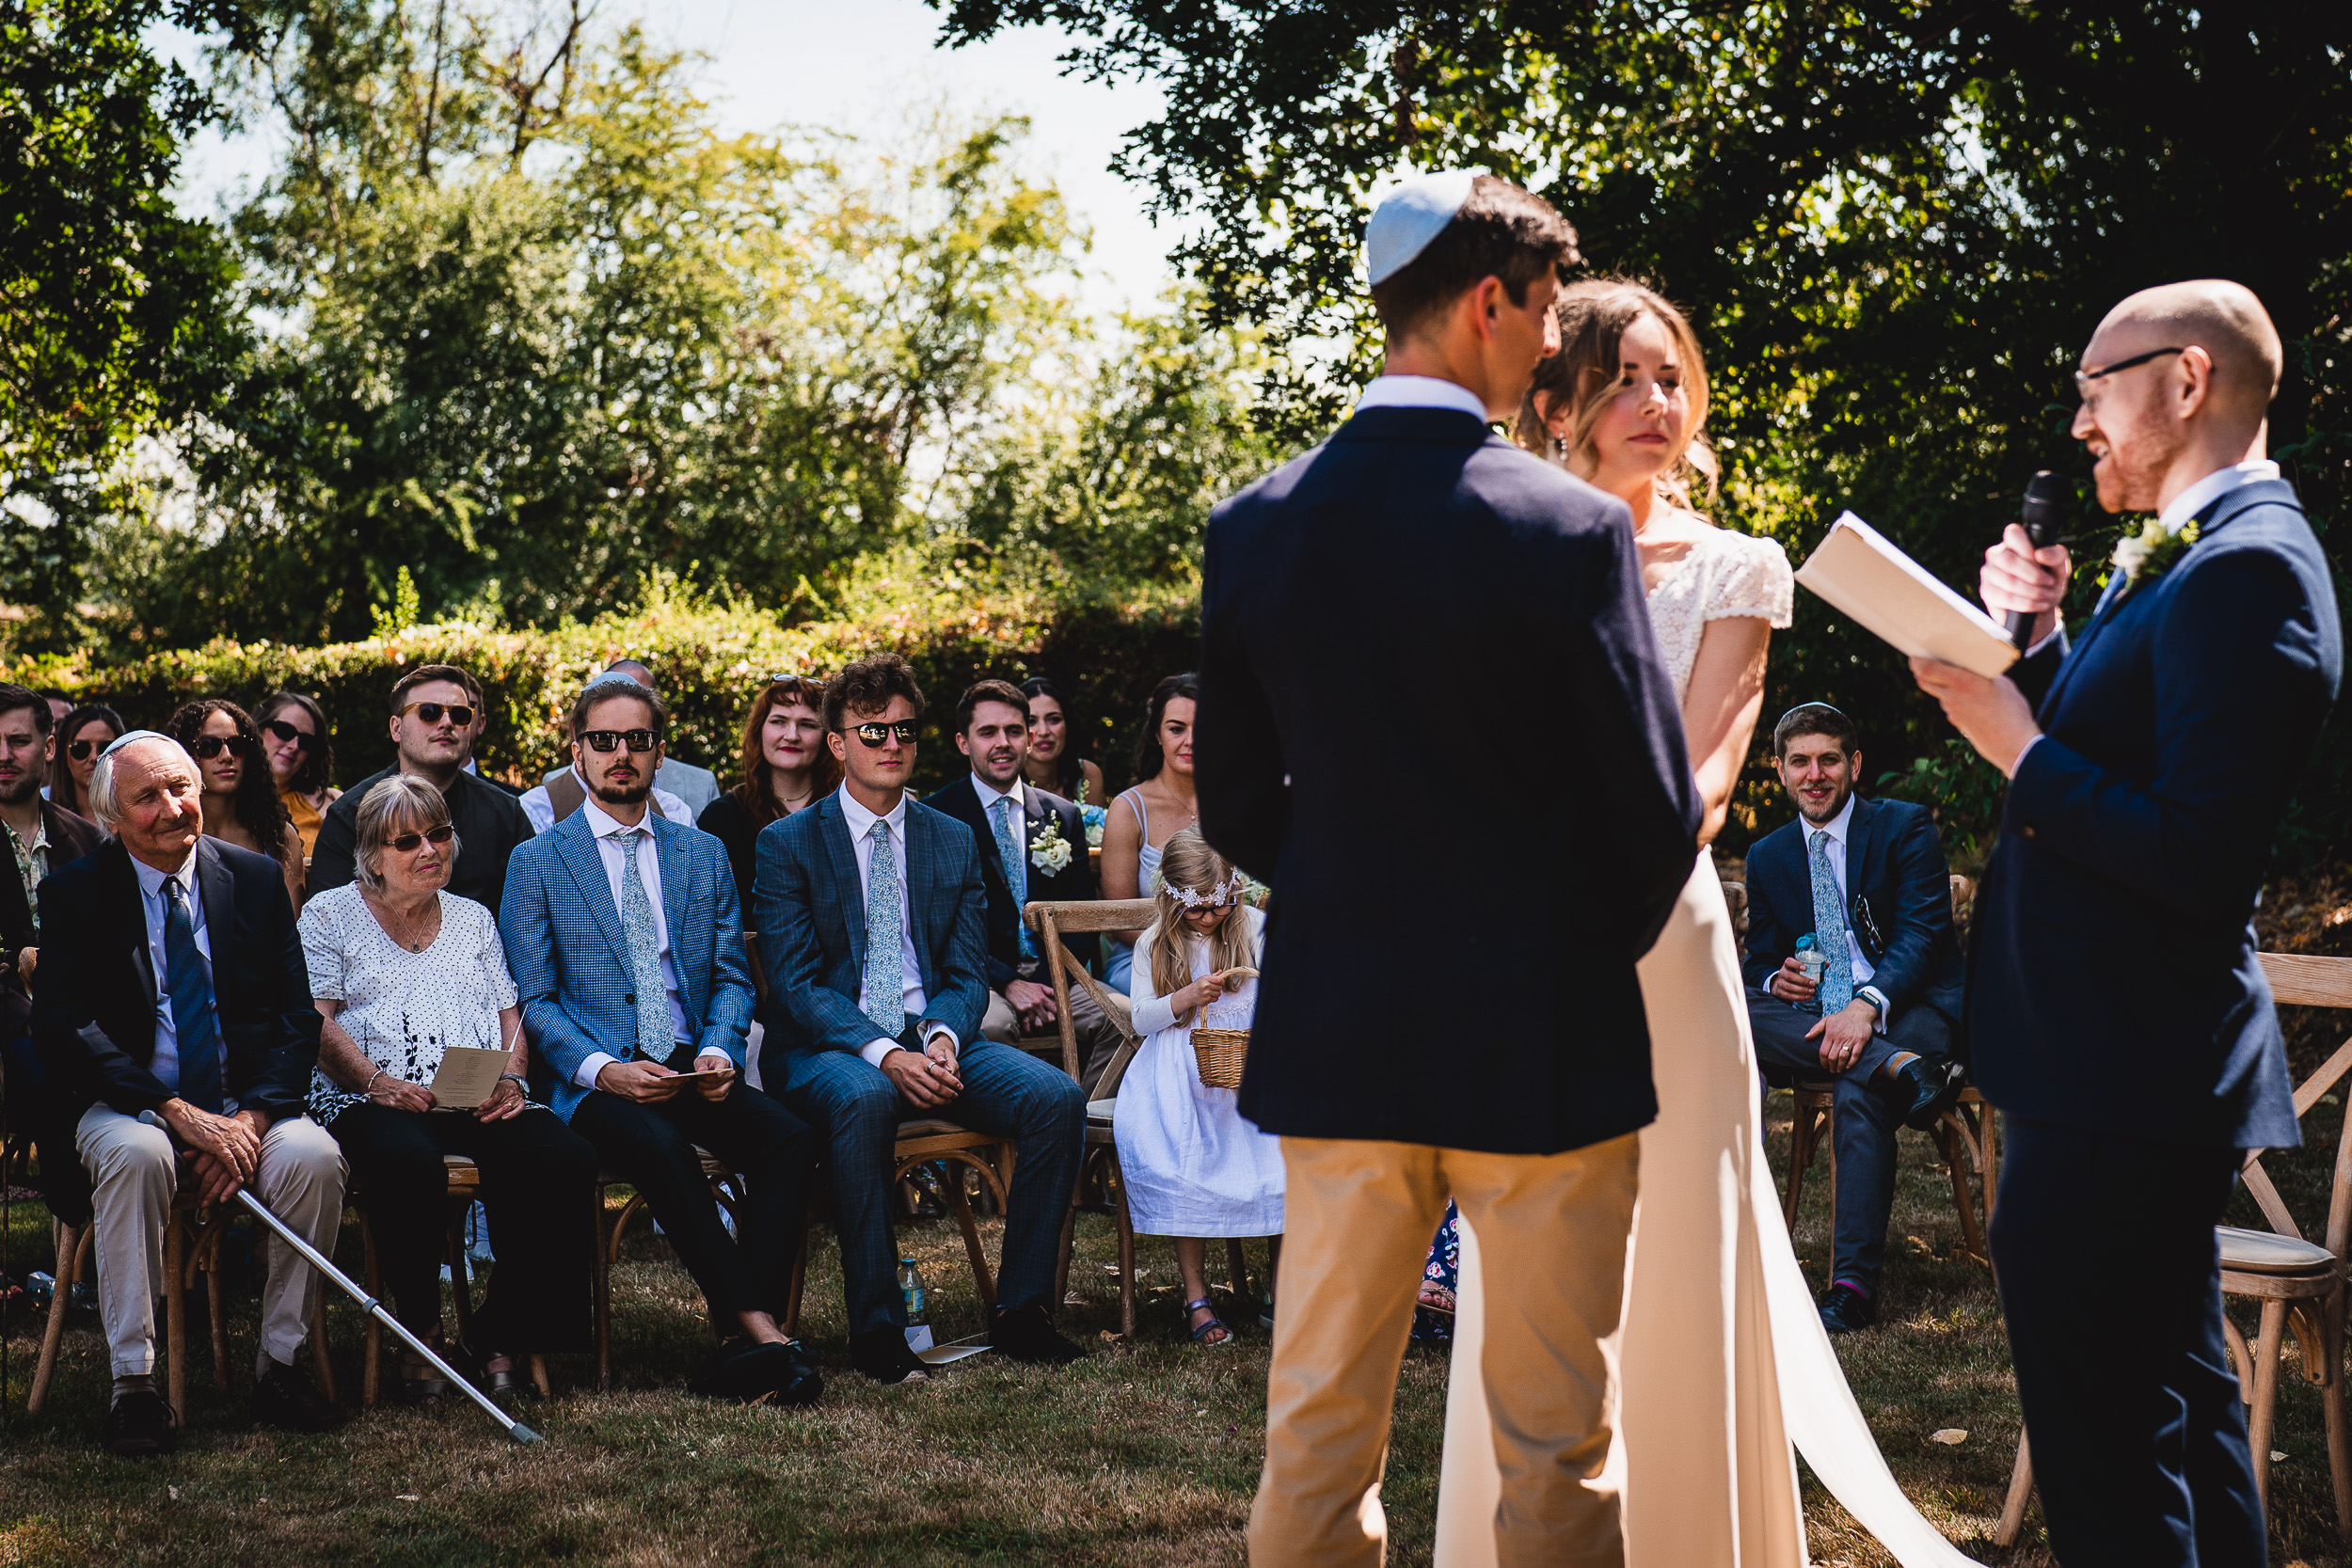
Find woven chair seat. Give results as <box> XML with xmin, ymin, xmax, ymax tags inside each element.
<box><xmin>2218</xmin><ymin>1224</ymin><xmax>2337</xmax><ymax>1275</ymax></box>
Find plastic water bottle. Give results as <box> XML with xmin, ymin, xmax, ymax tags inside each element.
<box><xmin>898</xmin><ymin>1258</ymin><xmax>933</xmax><ymax>1354</ymax></box>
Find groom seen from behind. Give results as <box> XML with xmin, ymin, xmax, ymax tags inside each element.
<box><xmin>1916</xmin><ymin>281</ymin><xmax>2343</xmax><ymax>1566</ymax></box>
<box><xmin>1199</xmin><ymin>171</ymin><xmax>1698</xmax><ymax>1567</ymax></box>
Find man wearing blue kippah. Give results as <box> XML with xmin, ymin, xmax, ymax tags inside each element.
<box><xmin>1199</xmin><ymin>171</ymin><xmax>1697</xmax><ymax>1566</ymax></box>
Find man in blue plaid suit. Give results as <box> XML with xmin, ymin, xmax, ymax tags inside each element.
<box><xmin>756</xmin><ymin>654</ymin><xmax>1088</xmax><ymax>1386</ymax></box>
<box><xmin>502</xmin><ymin>677</ymin><xmax>822</xmax><ymax>1405</ymax></box>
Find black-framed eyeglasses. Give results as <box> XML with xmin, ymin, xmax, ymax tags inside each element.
<box><xmin>385</xmin><ymin>824</ymin><xmax>456</xmax><ymax>853</ymax></box>
<box><xmin>262</xmin><ymin>718</ymin><xmax>316</xmax><ymax>750</ymax></box>
<box><xmin>67</xmin><ymin>736</ymin><xmax>114</xmax><ymax>760</ymax></box>
<box><xmin>580</xmin><ymin>729</ymin><xmax>660</xmax><ymax>753</ymax></box>
<box><xmin>188</xmin><ymin>735</ymin><xmax>255</xmax><ymax>760</ymax></box>
<box><xmin>397</xmin><ymin>701</ymin><xmax>475</xmax><ymax>729</ymax></box>
<box><xmin>2074</xmin><ymin>346</ymin><xmax>2184</xmax><ymax>399</ymax></box>
<box><xmin>846</xmin><ymin>721</ymin><xmax>919</xmax><ymax>747</ymax></box>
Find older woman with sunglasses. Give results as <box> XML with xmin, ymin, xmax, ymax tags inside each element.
<box><xmin>304</xmin><ymin>773</ymin><xmax>597</xmax><ymax>1403</ymax></box>
<box><xmin>256</xmin><ymin>691</ymin><xmax>341</xmax><ymax>865</ymax></box>
<box><xmin>165</xmin><ymin>699</ymin><xmax>304</xmax><ymax>910</ymax></box>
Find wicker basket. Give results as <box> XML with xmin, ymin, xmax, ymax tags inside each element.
<box><xmin>1191</xmin><ymin>1028</ymin><xmax>1252</xmax><ymax>1089</ymax></box>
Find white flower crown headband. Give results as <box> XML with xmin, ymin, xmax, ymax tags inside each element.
<box><xmin>1168</xmin><ymin>874</ymin><xmax>1248</xmax><ymax>909</ymax></box>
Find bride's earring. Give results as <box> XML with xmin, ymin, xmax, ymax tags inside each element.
<box><xmin>1550</xmin><ymin>429</ymin><xmax>1567</xmax><ymax>463</ymax></box>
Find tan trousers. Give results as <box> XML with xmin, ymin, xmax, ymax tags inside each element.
<box><xmin>1249</xmin><ymin>1133</ymin><xmax>1641</xmax><ymax>1568</ymax></box>
<box><xmin>75</xmin><ymin>1104</ymin><xmax>347</xmax><ymax>1378</ymax></box>
<box><xmin>980</xmin><ymin>977</ymin><xmax>1124</xmax><ymax>1090</ymax></box>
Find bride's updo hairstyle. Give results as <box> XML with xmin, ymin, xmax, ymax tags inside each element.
<box><xmin>1146</xmin><ymin>829</ymin><xmax>1260</xmax><ymax>1002</ymax></box>
<box><xmin>1513</xmin><ymin>277</ymin><xmax>1718</xmax><ymax>515</ymax></box>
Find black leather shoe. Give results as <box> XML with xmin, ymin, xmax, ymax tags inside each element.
<box><xmin>992</xmin><ymin>1304</ymin><xmax>1086</xmax><ymax>1366</ymax></box>
<box><xmin>1891</xmin><ymin>1054</ymin><xmax>1966</xmax><ymax>1132</ymax></box>
<box><xmin>104</xmin><ymin>1389</ymin><xmax>178</xmax><ymax>1457</ymax></box>
<box><xmin>848</xmin><ymin>1325</ymin><xmax>931</xmax><ymax>1386</ymax></box>
<box><xmin>753</xmin><ymin>1342</ymin><xmax>825</xmax><ymax>1408</ymax></box>
<box><xmin>253</xmin><ymin>1356</ymin><xmax>348</xmax><ymax>1433</ymax></box>
<box><xmin>1818</xmin><ymin>1283</ymin><xmax>1878</xmax><ymax>1336</ymax></box>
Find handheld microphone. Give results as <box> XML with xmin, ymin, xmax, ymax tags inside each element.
<box><xmin>2007</xmin><ymin>470</ymin><xmax>2069</xmax><ymax>650</ymax></box>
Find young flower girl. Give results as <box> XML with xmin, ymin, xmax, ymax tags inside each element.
<box><xmin>1116</xmin><ymin>830</ymin><xmax>1284</xmax><ymax>1345</ymax></box>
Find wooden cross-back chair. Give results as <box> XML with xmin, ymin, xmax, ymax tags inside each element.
<box><xmin>1995</xmin><ymin>951</ymin><xmax>2352</xmax><ymax>1546</ymax></box>
<box><xmin>1025</xmin><ymin>897</ymin><xmax>1259</xmax><ymax>1337</ymax></box>
<box><xmin>351</xmin><ymin>1155</ymin><xmax>550</xmax><ymax>1405</ymax></box>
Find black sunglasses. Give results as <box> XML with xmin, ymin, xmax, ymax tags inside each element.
<box><xmin>385</xmin><ymin>824</ymin><xmax>456</xmax><ymax>853</ymax></box>
<box><xmin>262</xmin><ymin>718</ymin><xmax>316</xmax><ymax>750</ymax></box>
<box><xmin>580</xmin><ymin>728</ymin><xmax>660</xmax><ymax>753</ymax></box>
<box><xmin>845</xmin><ymin>721</ymin><xmax>919</xmax><ymax>747</ymax></box>
<box><xmin>67</xmin><ymin>736</ymin><xmax>114</xmax><ymax>760</ymax></box>
<box><xmin>189</xmin><ymin>735</ymin><xmax>255</xmax><ymax>760</ymax></box>
<box><xmin>398</xmin><ymin>701</ymin><xmax>475</xmax><ymax>729</ymax></box>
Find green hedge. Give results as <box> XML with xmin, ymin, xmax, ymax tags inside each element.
<box><xmin>6</xmin><ymin>577</ymin><xmax>1203</xmax><ymax>801</ymax></box>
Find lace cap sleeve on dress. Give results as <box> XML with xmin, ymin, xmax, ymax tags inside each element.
<box><xmin>1703</xmin><ymin>532</ymin><xmax>1795</xmax><ymax>629</ymax></box>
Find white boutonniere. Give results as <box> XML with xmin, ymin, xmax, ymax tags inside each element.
<box><xmin>1029</xmin><ymin>816</ymin><xmax>1074</xmax><ymax>875</ymax></box>
<box><xmin>2109</xmin><ymin>517</ymin><xmax>2199</xmax><ymax>594</ymax></box>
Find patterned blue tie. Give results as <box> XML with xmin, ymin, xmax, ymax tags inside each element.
<box><xmin>991</xmin><ymin>795</ymin><xmax>1036</xmax><ymax>960</ymax></box>
<box><xmin>862</xmin><ymin>820</ymin><xmax>905</xmax><ymax>1036</ymax></box>
<box><xmin>162</xmin><ymin>877</ymin><xmax>225</xmax><ymax>1113</ymax></box>
<box><xmin>1807</xmin><ymin>830</ymin><xmax>1856</xmax><ymax>1017</ymax></box>
<box><xmin>615</xmin><ymin>828</ymin><xmax>674</xmax><ymax>1061</ymax></box>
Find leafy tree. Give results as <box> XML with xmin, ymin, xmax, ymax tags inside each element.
<box><xmin>939</xmin><ymin>0</ymin><xmax>2352</xmax><ymax>857</ymax></box>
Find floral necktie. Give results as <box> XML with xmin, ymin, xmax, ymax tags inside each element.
<box><xmin>862</xmin><ymin>820</ymin><xmax>905</xmax><ymax>1035</ymax></box>
<box><xmin>1807</xmin><ymin>830</ymin><xmax>1855</xmax><ymax>1017</ymax></box>
<box><xmin>616</xmin><ymin>828</ymin><xmax>673</xmax><ymax>1060</ymax></box>
<box><xmin>991</xmin><ymin>795</ymin><xmax>1037</xmax><ymax>960</ymax></box>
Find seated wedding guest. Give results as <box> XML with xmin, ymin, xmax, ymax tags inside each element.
<box><xmin>257</xmin><ymin>691</ymin><xmax>341</xmax><ymax>865</ymax></box>
<box><xmin>1019</xmin><ymin>677</ymin><xmax>1106</xmax><ymax>808</ymax></box>
<box><xmin>756</xmin><ymin>653</ymin><xmax>1088</xmax><ymax>1384</ymax></box>
<box><xmin>537</xmin><ymin>658</ymin><xmax>720</xmax><ymax>817</ymax></box>
<box><xmin>3</xmin><ymin>685</ymin><xmax>104</xmax><ymax>1081</ymax></box>
<box><xmin>310</xmin><ymin>665</ymin><xmax>532</xmax><ymax>917</ymax></box>
<box><xmin>923</xmin><ymin>679</ymin><xmax>1122</xmax><ymax>1081</ymax></box>
<box><xmin>520</xmin><ymin>672</ymin><xmax>693</xmax><ymax>834</ymax></box>
<box><xmin>1118</xmin><ymin>830</ymin><xmax>1282</xmax><ymax>1345</ymax></box>
<box><xmin>304</xmin><ymin>774</ymin><xmax>595</xmax><ymax>1402</ymax></box>
<box><xmin>167</xmin><ymin>700</ymin><xmax>305</xmax><ymax>911</ymax></box>
<box><xmin>47</xmin><ymin>703</ymin><xmax>122</xmax><ymax>817</ymax></box>
<box><xmin>501</xmin><ymin>676</ymin><xmax>821</xmax><ymax>1405</ymax></box>
<box><xmin>1743</xmin><ymin>702</ymin><xmax>1966</xmax><ymax>1334</ymax></box>
<box><xmin>30</xmin><ymin>732</ymin><xmax>345</xmax><ymax>1453</ymax></box>
<box><xmin>697</xmin><ymin>673</ymin><xmax>835</xmax><ymax>926</ymax></box>
<box><xmin>1099</xmin><ymin>673</ymin><xmax>1200</xmax><ymax>992</ymax></box>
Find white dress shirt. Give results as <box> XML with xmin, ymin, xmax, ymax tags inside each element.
<box><xmin>520</xmin><ymin>768</ymin><xmax>691</xmax><ymax>835</ymax></box>
<box><xmin>133</xmin><ymin>845</ymin><xmax>234</xmax><ymax>1111</ymax></box>
<box><xmin>1354</xmin><ymin>373</ymin><xmax>1492</xmax><ymax>422</ymax></box>
<box><xmin>1799</xmin><ymin>794</ymin><xmax>1893</xmax><ymax>1026</ymax></box>
<box><xmin>571</xmin><ymin>799</ymin><xmax>701</xmax><ymax>1089</ymax></box>
<box><xmin>835</xmin><ymin>784</ymin><xmax>958</xmax><ymax>1068</ymax></box>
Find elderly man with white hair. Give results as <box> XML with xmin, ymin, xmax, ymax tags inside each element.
<box><xmin>29</xmin><ymin>730</ymin><xmax>347</xmax><ymax>1455</ymax></box>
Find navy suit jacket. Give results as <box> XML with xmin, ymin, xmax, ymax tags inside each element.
<box><xmin>29</xmin><ymin>836</ymin><xmax>321</xmax><ymax>1223</ymax></box>
<box><xmin>498</xmin><ymin>809</ymin><xmax>755</xmax><ymax>1124</ymax></box>
<box><xmin>921</xmin><ymin>772</ymin><xmax>1099</xmax><ymax>988</ymax></box>
<box><xmin>1971</xmin><ymin>477</ymin><xmax>2341</xmax><ymax>1147</ymax></box>
<box><xmin>754</xmin><ymin>793</ymin><xmax>991</xmax><ymax>1057</ymax></box>
<box><xmin>1740</xmin><ymin>796</ymin><xmax>1965</xmax><ymax>1029</ymax></box>
<box><xmin>1198</xmin><ymin>404</ymin><xmax>1700</xmax><ymax>1156</ymax></box>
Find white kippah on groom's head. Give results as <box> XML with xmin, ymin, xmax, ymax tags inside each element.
<box><xmin>1364</xmin><ymin>170</ymin><xmax>1481</xmax><ymax>286</ymax></box>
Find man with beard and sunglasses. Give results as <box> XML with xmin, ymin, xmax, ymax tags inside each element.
<box><xmin>0</xmin><ymin>682</ymin><xmax>104</xmax><ymax>1123</ymax></box>
<box><xmin>500</xmin><ymin>677</ymin><xmax>823</xmax><ymax>1404</ymax></box>
<box><xmin>309</xmin><ymin>664</ymin><xmax>532</xmax><ymax>918</ymax></box>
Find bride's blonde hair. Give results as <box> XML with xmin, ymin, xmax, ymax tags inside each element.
<box><xmin>1512</xmin><ymin>277</ymin><xmax>1716</xmax><ymax>515</ymax></box>
<box><xmin>1146</xmin><ymin>830</ymin><xmax>1258</xmax><ymax>1000</ymax></box>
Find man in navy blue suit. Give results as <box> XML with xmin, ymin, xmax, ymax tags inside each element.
<box><xmin>1917</xmin><ymin>280</ymin><xmax>2343</xmax><ymax>1566</ymax></box>
<box><xmin>1199</xmin><ymin>171</ymin><xmax>1696</xmax><ymax>1564</ymax></box>
<box><xmin>1741</xmin><ymin>703</ymin><xmax>1965</xmax><ymax>1335</ymax></box>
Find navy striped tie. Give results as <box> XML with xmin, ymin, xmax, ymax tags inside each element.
<box><xmin>163</xmin><ymin>876</ymin><xmax>225</xmax><ymax>1113</ymax></box>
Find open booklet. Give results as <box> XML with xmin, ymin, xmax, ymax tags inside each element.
<box><xmin>1793</xmin><ymin>511</ymin><xmax>2021</xmax><ymax>679</ymax></box>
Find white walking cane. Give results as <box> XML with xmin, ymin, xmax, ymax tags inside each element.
<box><xmin>138</xmin><ymin>1111</ymin><xmax>542</xmax><ymax>1444</ymax></box>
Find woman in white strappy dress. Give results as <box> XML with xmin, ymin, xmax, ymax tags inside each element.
<box><xmin>1433</xmin><ymin>281</ymin><xmax>1979</xmax><ymax>1568</ymax></box>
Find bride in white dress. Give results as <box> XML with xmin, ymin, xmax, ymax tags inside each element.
<box><xmin>1433</xmin><ymin>280</ymin><xmax>1979</xmax><ymax>1567</ymax></box>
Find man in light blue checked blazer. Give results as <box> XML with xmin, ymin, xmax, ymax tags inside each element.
<box><xmin>756</xmin><ymin>654</ymin><xmax>1087</xmax><ymax>1386</ymax></box>
<box><xmin>501</xmin><ymin>676</ymin><xmax>822</xmax><ymax>1406</ymax></box>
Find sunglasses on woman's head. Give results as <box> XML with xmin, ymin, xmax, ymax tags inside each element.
<box><xmin>846</xmin><ymin>721</ymin><xmax>919</xmax><ymax>747</ymax></box>
<box><xmin>262</xmin><ymin>718</ymin><xmax>315</xmax><ymax>749</ymax></box>
<box><xmin>398</xmin><ymin>701</ymin><xmax>475</xmax><ymax>729</ymax></box>
<box><xmin>188</xmin><ymin>736</ymin><xmax>253</xmax><ymax>760</ymax></box>
<box><xmin>386</xmin><ymin>824</ymin><xmax>456</xmax><ymax>853</ymax></box>
<box><xmin>580</xmin><ymin>728</ymin><xmax>660</xmax><ymax>753</ymax></box>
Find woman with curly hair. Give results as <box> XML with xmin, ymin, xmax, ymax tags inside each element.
<box><xmin>166</xmin><ymin>699</ymin><xmax>305</xmax><ymax>909</ymax></box>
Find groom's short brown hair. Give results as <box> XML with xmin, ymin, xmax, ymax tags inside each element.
<box><xmin>1372</xmin><ymin>177</ymin><xmax>1581</xmax><ymax>345</ymax></box>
